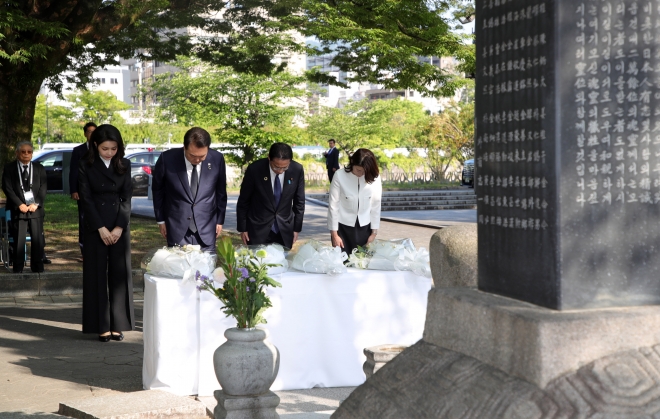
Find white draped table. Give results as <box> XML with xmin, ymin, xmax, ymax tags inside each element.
<box><xmin>142</xmin><ymin>269</ymin><xmax>432</xmax><ymax>396</ymax></box>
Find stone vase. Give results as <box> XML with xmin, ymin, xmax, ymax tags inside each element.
<box><xmin>213</xmin><ymin>327</ymin><xmax>280</xmax><ymax>397</ymax></box>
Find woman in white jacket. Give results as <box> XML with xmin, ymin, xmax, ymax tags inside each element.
<box><xmin>327</xmin><ymin>149</ymin><xmax>382</xmax><ymax>256</ymax></box>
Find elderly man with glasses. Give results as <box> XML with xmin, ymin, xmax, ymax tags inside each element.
<box><xmin>1</xmin><ymin>141</ymin><xmax>47</xmax><ymax>273</ymax></box>
<box><xmin>236</xmin><ymin>142</ymin><xmax>305</xmax><ymax>248</ymax></box>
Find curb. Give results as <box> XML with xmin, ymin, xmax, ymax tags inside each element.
<box><xmin>305</xmin><ymin>197</ymin><xmax>445</xmax><ymax>230</ymax></box>
<box><xmin>0</xmin><ymin>269</ymin><xmax>145</xmax><ymax>297</ymax></box>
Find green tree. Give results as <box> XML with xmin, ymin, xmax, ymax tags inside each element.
<box><xmin>306</xmin><ymin>98</ymin><xmax>429</xmax><ymax>155</ymax></box>
<box><xmin>1</xmin><ymin>0</ymin><xmax>474</xmax><ymax>166</ymax></box>
<box><xmin>66</xmin><ymin>90</ymin><xmax>131</xmax><ymax>125</ymax></box>
<box><xmin>414</xmin><ymin>100</ymin><xmax>475</xmax><ymax>180</ymax></box>
<box><xmin>150</xmin><ymin>58</ymin><xmax>307</xmax><ymax>168</ymax></box>
<box><xmin>202</xmin><ymin>0</ymin><xmax>476</xmax><ymax>96</ymax></box>
<box><xmin>31</xmin><ymin>95</ymin><xmax>80</xmax><ymax>144</ymax></box>
<box><xmin>0</xmin><ymin>0</ymin><xmax>226</xmax><ymax>162</ymax></box>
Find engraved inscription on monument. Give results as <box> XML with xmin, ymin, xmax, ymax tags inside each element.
<box><xmin>476</xmin><ymin>0</ymin><xmax>660</xmax><ymax>309</ymax></box>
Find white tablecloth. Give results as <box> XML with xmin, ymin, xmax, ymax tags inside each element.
<box><xmin>142</xmin><ymin>269</ymin><xmax>432</xmax><ymax>396</ymax></box>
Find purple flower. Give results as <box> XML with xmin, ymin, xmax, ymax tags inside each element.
<box><xmin>239</xmin><ymin>268</ymin><xmax>249</xmax><ymax>278</ymax></box>
<box><xmin>195</xmin><ymin>270</ymin><xmax>201</xmax><ymax>280</ymax></box>
<box><xmin>246</xmin><ymin>286</ymin><xmax>250</xmax><ymax>292</ymax></box>
<box><xmin>238</xmin><ymin>277</ymin><xmax>244</xmax><ymax>282</ymax></box>
<box><xmin>249</xmin><ymin>278</ymin><xmax>256</xmax><ymax>283</ymax></box>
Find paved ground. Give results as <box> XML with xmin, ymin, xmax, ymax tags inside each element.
<box><xmin>0</xmin><ymin>193</ymin><xmax>476</xmax><ymax>417</ymax></box>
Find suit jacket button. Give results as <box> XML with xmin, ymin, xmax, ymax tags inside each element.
<box><xmin>102</xmin><ymin>184</ymin><xmax>104</xmax><ymax>186</ymax></box>
<box><xmin>187</xmin><ymin>217</ymin><xmax>191</xmax><ymax>220</ymax></box>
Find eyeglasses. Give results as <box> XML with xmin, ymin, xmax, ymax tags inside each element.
<box><xmin>270</xmin><ymin>163</ymin><xmax>289</xmax><ymax>172</ymax></box>
<box><xmin>19</xmin><ymin>150</ymin><xmax>33</xmax><ymax>154</ymax></box>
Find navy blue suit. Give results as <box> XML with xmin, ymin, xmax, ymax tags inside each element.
<box><xmin>152</xmin><ymin>148</ymin><xmax>227</xmax><ymax>249</ymax></box>
<box><xmin>325</xmin><ymin>147</ymin><xmax>340</xmax><ymax>182</ymax></box>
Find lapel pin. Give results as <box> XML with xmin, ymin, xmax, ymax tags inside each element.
<box><xmin>264</xmin><ymin>177</ymin><xmax>268</xmax><ymax>181</ymax></box>
<box><xmin>288</xmin><ymin>179</ymin><xmax>292</xmax><ymax>185</ymax></box>
<box><xmin>208</xmin><ymin>163</ymin><xmax>211</xmax><ymax>170</ymax></box>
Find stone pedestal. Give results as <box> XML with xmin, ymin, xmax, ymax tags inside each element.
<box><xmin>213</xmin><ymin>390</ymin><xmax>280</xmax><ymax>419</ymax></box>
<box><xmin>363</xmin><ymin>344</ymin><xmax>407</xmax><ymax>379</ymax></box>
<box><xmin>334</xmin><ymin>291</ymin><xmax>660</xmax><ymax>418</ymax></box>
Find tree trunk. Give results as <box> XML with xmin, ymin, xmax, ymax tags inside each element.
<box><xmin>0</xmin><ymin>75</ymin><xmax>43</xmax><ymax>168</ymax></box>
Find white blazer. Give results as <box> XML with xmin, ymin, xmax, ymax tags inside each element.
<box><xmin>327</xmin><ymin>168</ymin><xmax>382</xmax><ymax>230</ymax></box>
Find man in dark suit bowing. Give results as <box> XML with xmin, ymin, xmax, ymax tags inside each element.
<box><xmin>70</xmin><ymin>122</ymin><xmax>97</xmax><ymax>259</ymax></box>
<box><xmin>236</xmin><ymin>143</ymin><xmax>305</xmax><ymax>248</ymax></box>
<box><xmin>152</xmin><ymin>127</ymin><xmax>227</xmax><ymax>252</ymax></box>
<box><xmin>324</xmin><ymin>138</ymin><xmax>340</xmax><ymax>182</ymax></box>
<box><xmin>1</xmin><ymin>141</ymin><xmax>47</xmax><ymax>273</ymax></box>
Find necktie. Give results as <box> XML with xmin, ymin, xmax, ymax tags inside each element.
<box><xmin>189</xmin><ymin>165</ymin><xmax>198</xmax><ymax>233</ymax></box>
<box><xmin>272</xmin><ymin>175</ymin><xmax>281</xmax><ymax>233</ymax></box>
<box><xmin>21</xmin><ymin>165</ymin><xmax>29</xmax><ymax>192</ymax></box>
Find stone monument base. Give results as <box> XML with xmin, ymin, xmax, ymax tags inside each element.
<box><xmin>213</xmin><ymin>390</ymin><xmax>280</xmax><ymax>419</ymax></box>
<box><xmin>334</xmin><ymin>288</ymin><xmax>660</xmax><ymax>418</ymax></box>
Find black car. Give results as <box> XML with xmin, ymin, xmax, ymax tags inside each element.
<box><xmin>125</xmin><ymin>151</ymin><xmax>162</xmax><ymax>196</ymax></box>
<box><xmin>33</xmin><ymin>149</ymin><xmax>73</xmax><ymax>191</ymax></box>
<box><xmin>461</xmin><ymin>159</ymin><xmax>474</xmax><ymax>187</ymax></box>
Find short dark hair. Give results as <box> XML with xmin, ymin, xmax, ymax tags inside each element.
<box><xmin>345</xmin><ymin>148</ymin><xmax>380</xmax><ymax>184</ymax></box>
<box><xmin>86</xmin><ymin>124</ymin><xmax>127</xmax><ymax>175</ymax></box>
<box><xmin>268</xmin><ymin>143</ymin><xmax>293</xmax><ymax>160</ymax></box>
<box><xmin>328</xmin><ymin>139</ymin><xmax>335</xmax><ymax>144</ymax></box>
<box><xmin>184</xmin><ymin>127</ymin><xmax>211</xmax><ymax>148</ymax></box>
<box><xmin>83</xmin><ymin>122</ymin><xmax>97</xmax><ymax>134</ymax></box>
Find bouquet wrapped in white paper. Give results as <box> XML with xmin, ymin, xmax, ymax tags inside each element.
<box><xmin>143</xmin><ymin>245</ymin><xmax>216</xmax><ymax>282</ymax></box>
<box><xmin>367</xmin><ymin>238</ymin><xmax>416</xmax><ymax>271</ymax></box>
<box><xmin>235</xmin><ymin>244</ymin><xmax>289</xmax><ymax>275</ymax></box>
<box><xmin>288</xmin><ymin>240</ymin><xmax>348</xmax><ymax>275</ymax></box>
<box><xmin>393</xmin><ymin>247</ymin><xmax>432</xmax><ymax>278</ymax></box>
<box><xmin>345</xmin><ymin>239</ymin><xmax>432</xmax><ymax>277</ymax></box>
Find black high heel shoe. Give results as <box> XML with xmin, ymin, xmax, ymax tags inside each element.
<box><xmin>111</xmin><ymin>332</ymin><xmax>124</xmax><ymax>341</ymax></box>
<box><xmin>99</xmin><ymin>334</ymin><xmax>111</xmax><ymax>342</ymax></box>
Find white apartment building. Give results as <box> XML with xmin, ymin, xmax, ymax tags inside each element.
<box><xmin>41</xmin><ymin>65</ymin><xmax>132</xmax><ymax>108</ymax></box>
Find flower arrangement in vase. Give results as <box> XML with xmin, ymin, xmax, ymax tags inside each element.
<box><xmin>196</xmin><ymin>236</ymin><xmax>282</xmax><ymax>328</ymax></box>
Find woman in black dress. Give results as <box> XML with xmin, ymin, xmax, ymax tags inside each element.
<box><xmin>79</xmin><ymin>124</ymin><xmax>134</xmax><ymax>342</ymax></box>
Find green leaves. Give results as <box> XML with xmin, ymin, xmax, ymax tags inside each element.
<box><xmin>149</xmin><ymin>57</ymin><xmax>307</xmax><ymax>168</ymax></box>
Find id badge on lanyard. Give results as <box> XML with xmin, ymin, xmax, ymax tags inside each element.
<box><xmin>24</xmin><ymin>191</ymin><xmax>35</xmax><ymax>205</ymax></box>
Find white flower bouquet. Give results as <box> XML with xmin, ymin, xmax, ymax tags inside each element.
<box><xmin>142</xmin><ymin>244</ymin><xmax>216</xmax><ymax>282</ymax></box>
<box><xmin>234</xmin><ymin>243</ymin><xmax>289</xmax><ymax>275</ymax></box>
<box><xmin>288</xmin><ymin>240</ymin><xmax>348</xmax><ymax>275</ymax></box>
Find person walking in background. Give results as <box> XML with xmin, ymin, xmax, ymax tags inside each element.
<box><xmin>70</xmin><ymin>122</ymin><xmax>97</xmax><ymax>261</ymax></box>
<box><xmin>78</xmin><ymin>124</ymin><xmax>134</xmax><ymax>342</ymax></box>
<box><xmin>236</xmin><ymin>143</ymin><xmax>305</xmax><ymax>248</ymax></box>
<box><xmin>324</xmin><ymin>139</ymin><xmax>340</xmax><ymax>182</ymax></box>
<box><xmin>151</xmin><ymin>127</ymin><xmax>227</xmax><ymax>252</ymax></box>
<box><xmin>327</xmin><ymin>148</ymin><xmax>382</xmax><ymax>256</ymax></box>
<box><xmin>1</xmin><ymin>141</ymin><xmax>47</xmax><ymax>273</ymax></box>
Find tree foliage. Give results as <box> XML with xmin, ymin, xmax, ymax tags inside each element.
<box><xmin>414</xmin><ymin>100</ymin><xmax>475</xmax><ymax>180</ymax></box>
<box><xmin>203</xmin><ymin>0</ymin><xmax>476</xmax><ymax>97</ymax></box>
<box><xmin>0</xmin><ymin>0</ymin><xmax>226</xmax><ymax>162</ymax></box>
<box><xmin>306</xmin><ymin>98</ymin><xmax>429</xmax><ymax>156</ymax></box>
<box><xmin>67</xmin><ymin>90</ymin><xmax>131</xmax><ymax>125</ymax></box>
<box><xmin>149</xmin><ymin>58</ymin><xmax>307</xmax><ymax>168</ymax></box>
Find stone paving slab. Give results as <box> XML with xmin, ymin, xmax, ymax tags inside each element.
<box><xmin>2</xmin><ymin>411</ymin><xmax>68</xmax><ymax>418</ymax></box>
<box><xmin>58</xmin><ymin>390</ymin><xmax>208</xmax><ymax>419</ymax></box>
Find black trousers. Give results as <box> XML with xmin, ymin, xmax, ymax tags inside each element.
<box><xmin>328</xmin><ymin>169</ymin><xmax>335</xmax><ymax>182</ymax></box>
<box><xmin>11</xmin><ymin>217</ymin><xmax>45</xmax><ymax>273</ymax></box>
<box><xmin>337</xmin><ymin>220</ymin><xmax>372</xmax><ymax>256</ymax></box>
<box><xmin>82</xmin><ymin>228</ymin><xmax>134</xmax><ymax>334</ymax></box>
<box><xmin>77</xmin><ymin>200</ymin><xmax>84</xmax><ymax>256</ymax></box>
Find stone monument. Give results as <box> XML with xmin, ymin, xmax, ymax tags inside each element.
<box><xmin>332</xmin><ymin>0</ymin><xmax>660</xmax><ymax>416</ymax></box>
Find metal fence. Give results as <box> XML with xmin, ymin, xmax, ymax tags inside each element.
<box><xmin>303</xmin><ymin>170</ymin><xmax>462</xmax><ymax>186</ymax></box>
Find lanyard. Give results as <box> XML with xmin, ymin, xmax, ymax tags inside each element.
<box><xmin>17</xmin><ymin>161</ymin><xmax>33</xmax><ymax>190</ymax></box>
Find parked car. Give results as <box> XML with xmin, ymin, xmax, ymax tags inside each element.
<box><xmin>461</xmin><ymin>159</ymin><xmax>474</xmax><ymax>187</ymax></box>
<box><xmin>33</xmin><ymin>149</ymin><xmax>73</xmax><ymax>191</ymax></box>
<box><xmin>125</xmin><ymin>151</ymin><xmax>162</xmax><ymax>196</ymax></box>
